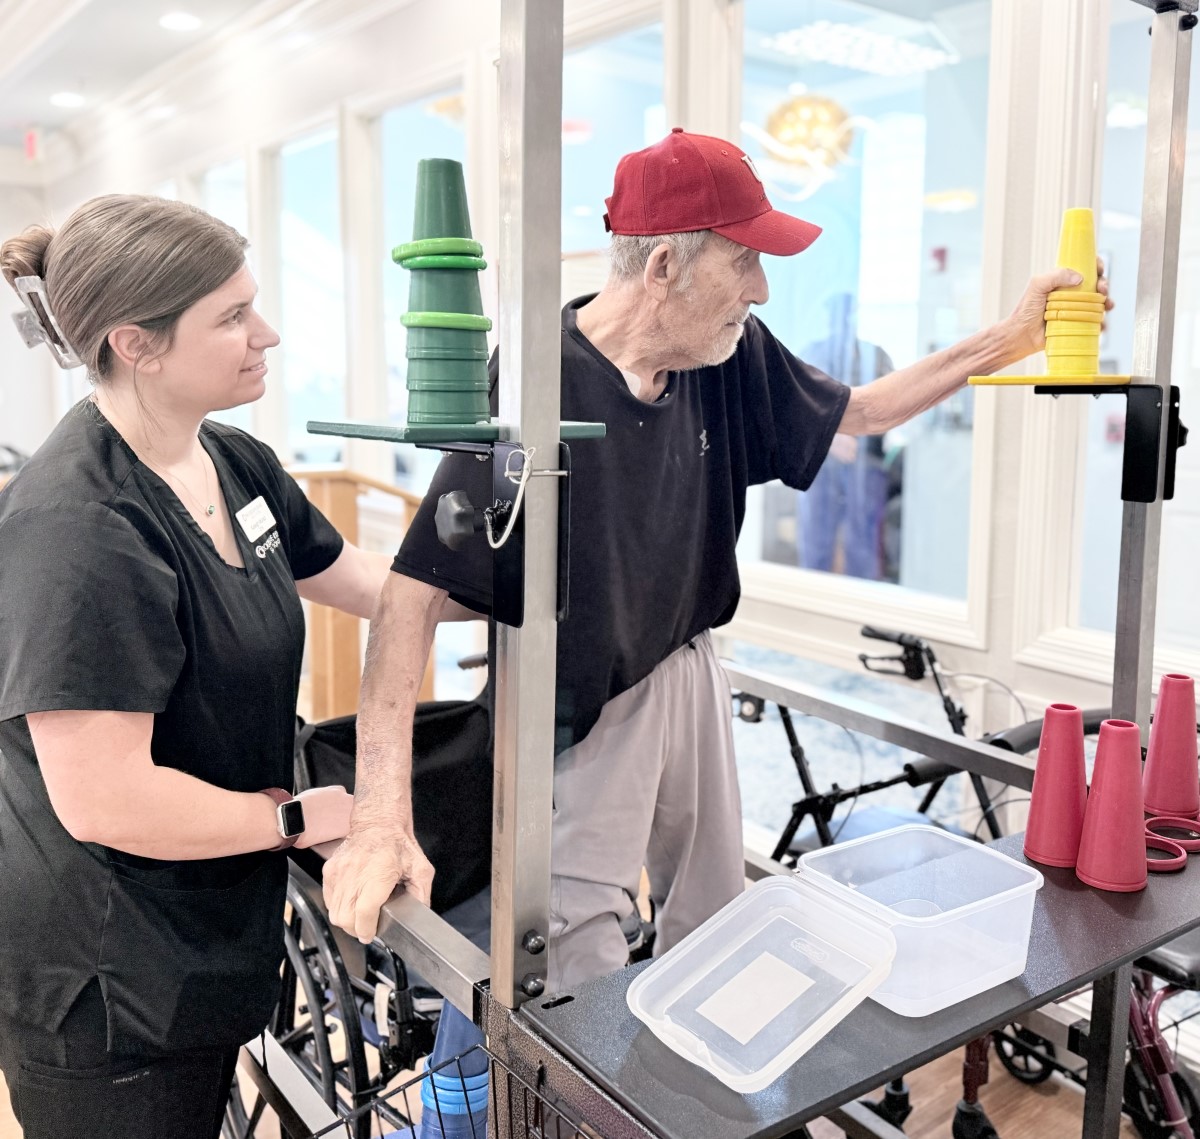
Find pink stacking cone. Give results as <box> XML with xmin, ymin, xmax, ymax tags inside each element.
<box><xmin>1076</xmin><ymin>719</ymin><xmax>1147</xmax><ymax>893</ymax></box>
<box><xmin>1143</xmin><ymin>674</ymin><xmax>1199</xmax><ymax>819</ymax></box>
<box><xmin>1024</xmin><ymin>704</ymin><xmax>1088</xmax><ymax>867</ymax></box>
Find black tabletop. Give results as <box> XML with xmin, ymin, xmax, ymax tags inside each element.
<box><xmin>522</xmin><ymin>835</ymin><xmax>1200</xmax><ymax>1139</ymax></box>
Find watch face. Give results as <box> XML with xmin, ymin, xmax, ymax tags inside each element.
<box><xmin>278</xmin><ymin>799</ymin><xmax>306</xmax><ymax>838</ymax></box>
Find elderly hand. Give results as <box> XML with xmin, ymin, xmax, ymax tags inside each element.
<box><xmin>1004</xmin><ymin>257</ymin><xmax>1114</xmax><ymax>362</ymax></box>
<box><xmin>322</xmin><ymin>819</ymin><xmax>435</xmax><ymax>944</ymax></box>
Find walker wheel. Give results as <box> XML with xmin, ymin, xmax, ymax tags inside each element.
<box><xmin>992</xmin><ymin>1024</ymin><xmax>1057</xmax><ymax>1085</ymax></box>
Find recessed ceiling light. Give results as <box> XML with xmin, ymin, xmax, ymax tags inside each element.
<box><xmin>159</xmin><ymin>12</ymin><xmax>202</xmax><ymax>32</ymax></box>
<box><xmin>49</xmin><ymin>92</ymin><xmax>86</xmax><ymax>108</ymax></box>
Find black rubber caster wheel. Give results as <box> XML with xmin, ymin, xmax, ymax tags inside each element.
<box><xmin>952</xmin><ymin>1099</ymin><xmax>1000</xmax><ymax>1139</ymax></box>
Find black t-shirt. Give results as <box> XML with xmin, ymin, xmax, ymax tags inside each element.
<box><xmin>394</xmin><ymin>297</ymin><xmax>850</xmax><ymax>752</ymax></box>
<box><xmin>0</xmin><ymin>400</ymin><xmax>342</xmax><ymax>1053</ymax></box>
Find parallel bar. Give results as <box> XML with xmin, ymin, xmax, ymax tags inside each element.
<box><xmin>743</xmin><ymin>844</ymin><xmax>789</xmax><ymax>882</ymax></box>
<box><xmin>290</xmin><ymin>860</ymin><xmax>489</xmax><ymax>1019</ymax></box>
<box><xmin>1081</xmin><ymin>963</ymin><xmax>1135</xmax><ymax>1139</ymax></box>
<box><xmin>1112</xmin><ymin>8</ymin><xmax>1192</xmax><ymax>729</ymax></box>
<box><xmin>724</xmin><ymin>664</ymin><xmax>1037</xmax><ymax>790</ymax></box>
<box><xmin>492</xmin><ymin>0</ymin><xmax>565</xmax><ymax>1009</ymax></box>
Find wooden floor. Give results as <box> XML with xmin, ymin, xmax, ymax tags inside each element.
<box><xmin>0</xmin><ymin>1040</ymin><xmax>1143</xmax><ymax>1138</ymax></box>
<box><xmin>809</xmin><ymin>1047</ymin><xmax>1141</xmax><ymax>1139</ymax></box>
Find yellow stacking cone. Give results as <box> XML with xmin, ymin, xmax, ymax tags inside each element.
<box><xmin>970</xmin><ymin>207</ymin><xmax>1129</xmax><ymax>387</ymax></box>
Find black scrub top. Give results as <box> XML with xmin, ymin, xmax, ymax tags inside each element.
<box><xmin>0</xmin><ymin>400</ymin><xmax>343</xmax><ymax>1054</ymax></box>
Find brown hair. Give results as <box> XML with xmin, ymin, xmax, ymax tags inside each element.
<box><xmin>0</xmin><ymin>195</ymin><xmax>248</xmax><ymax>379</ymax></box>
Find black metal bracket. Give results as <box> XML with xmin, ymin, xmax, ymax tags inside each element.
<box><xmin>1033</xmin><ymin>384</ymin><xmax>1187</xmax><ymax>503</ymax></box>
<box><xmin>1130</xmin><ymin>0</ymin><xmax>1198</xmax><ymax>15</ymax></box>
<box><xmin>421</xmin><ymin>440</ymin><xmax>572</xmax><ymax>629</ymax></box>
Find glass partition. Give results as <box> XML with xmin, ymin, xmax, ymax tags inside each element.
<box><xmin>738</xmin><ymin>0</ymin><xmax>991</xmax><ymax>600</ymax></box>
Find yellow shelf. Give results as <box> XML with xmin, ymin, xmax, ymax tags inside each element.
<box><xmin>968</xmin><ymin>374</ymin><xmax>1131</xmax><ymax>387</ymax></box>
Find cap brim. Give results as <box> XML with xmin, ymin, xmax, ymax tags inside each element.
<box><xmin>713</xmin><ymin>209</ymin><xmax>822</xmax><ymax>256</ymax></box>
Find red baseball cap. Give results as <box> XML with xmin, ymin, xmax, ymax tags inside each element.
<box><xmin>603</xmin><ymin>127</ymin><xmax>822</xmax><ymax>257</ymax></box>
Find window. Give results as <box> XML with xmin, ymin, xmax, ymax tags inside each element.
<box><xmin>201</xmin><ymin>159</ymin><xmax>252</xmax><ymax>432</ymax></box>
<box><xmin>279</xmin><ymin>130</ymin><xmax>345</xmax><ymax>463</ymax></box>
<box><xmin>737</xmin><ymin>0</ymin><xmax>991</xmax><ymax>599</ymax></box>
<box><xmin>1077</xmin><ymin>0</ymin><xmax>1200</xmax><ymax>653</ymax></box>
<box><xmin>561</xmin><ymin>25</ymin><xmax>666</xmax><ymax>257</ymax></box>
<box><xmin>381</xmin><ymin>91</ymin><xmax>468</xmax><ymax>494</ymax></box>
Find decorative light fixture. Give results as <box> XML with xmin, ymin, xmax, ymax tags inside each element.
<box><xmin>740</xmin><ymin>91</ymin><xmax>867</xmax><ymax>202</ymax></box>
<box><xmin>49</xmin><ymin>92</ymin><xmax>86</xmax><ymax>108</ymax></box>
<box><xmin>764</xmin><ymin>19</ymin><xmax>957</xmax><ymax>78</ymax></box>
<box><xmin>764</xmin><ymin>93</ymin><xmax>852</xmax><ymax>172</ymax></box>
<box><xmin>159</xmin><ymin>12</ymin><xmax>203</xmax><ymax>31</ymax></box>
<box><xmin>923</xmin><ymin>189</ymin><xmax>979</xmax><ymax>213</ymax></box>
<box><xmin>426</xmin><ymin>93</ymin><xmax>466</xmax><ymax>127</ymax></box>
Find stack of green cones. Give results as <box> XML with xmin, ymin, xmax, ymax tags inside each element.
<box><xmin>393</xmin><ymin>158</ymin><xmax>492</xmax><ymax>426</ymax></box>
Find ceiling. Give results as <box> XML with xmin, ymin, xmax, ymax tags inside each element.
<box><xmin>0</xmin><ymin>0</ymin><xmax>249</xmax><ymax>149</ymax></box>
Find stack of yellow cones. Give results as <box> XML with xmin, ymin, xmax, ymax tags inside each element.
<box><xmin>970</xmin><ymin>207</ymin><xmax>1129</xmax><ymax>387</ymax></box>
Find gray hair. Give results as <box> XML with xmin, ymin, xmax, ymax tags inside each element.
<box><xmin>608</xmin><ymin>229</ymin><xmax>712</xmax><ymax>290</ymax></box>
<box><xmin>1</xmin><ymin>195</ymin><xmax>248</xmax><ymax>380</ymax></box>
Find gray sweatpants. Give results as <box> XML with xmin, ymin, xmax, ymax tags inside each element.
<box><xmin>547</xmin><ymin>631</ymin><xmax>746</xmax><ymax>994</ymax></box>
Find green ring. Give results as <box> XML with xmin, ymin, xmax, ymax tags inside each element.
<box><xmin>397</xmin><ymin>255</ymin><xmax>488</xmax><ymax>271</ymax></box>
<box><xmin>392</xmin><ymin>237</ymin><xmax>484</xmax><ymax>261</ymax></box>
<box><xmin>401</xmin><ymin>311</ymin><xmax>493</xmax><ymax>331</ymax></box>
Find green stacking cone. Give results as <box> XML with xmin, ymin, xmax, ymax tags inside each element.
<box><xmin>412</xmin><ymin>159</ymin><xmax>474</xmax><ymax>241</ymax></box>
<box><xmin>399</xmin><ymin>158</ymin><xmax>492</xmax><ymax>426</ymax></box>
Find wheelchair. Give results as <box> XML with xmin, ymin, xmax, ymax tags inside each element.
<box><xmin>223</xmin><ymin>695</ymin><xmax>492</xmax><ymax>1139</ymax></box>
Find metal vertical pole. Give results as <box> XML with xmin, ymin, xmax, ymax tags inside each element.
<box><xmin>1111</xmin><ymin>6</ymin><xmax>1193</xmax><ymax>729</ymax></box>
<box><xmin>491</xmin><ymin>0</ymin><xmax>564</xmax><ymax>1009</ymax></box>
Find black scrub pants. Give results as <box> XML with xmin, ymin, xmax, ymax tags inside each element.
<box><xmin>0</xmin><ymin>980</ymin><xmax>239</xmax><ymax>1139</ymax></box>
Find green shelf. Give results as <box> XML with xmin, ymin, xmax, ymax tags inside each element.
<box><xmin>307</xmin><ymin>419</ymin><xmax>607</xmax><ymax>443</ymax></box>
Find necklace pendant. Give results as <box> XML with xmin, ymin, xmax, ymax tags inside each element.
<box><xmin>206</xmin><ymin>504</ymin><xmax>216</xmax><ymax>516</ymax></box>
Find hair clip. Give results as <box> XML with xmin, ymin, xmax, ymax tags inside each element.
<box><xmin>12</xmin><ymin>275</ymin><xmax>83</xmax><ymax>369</ymax></box>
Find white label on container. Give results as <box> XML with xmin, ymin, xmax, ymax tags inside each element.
<box><xmin>696</xmin><ymin>952</ymin><xmax>815</xmax><ymax>1045</ymax></box>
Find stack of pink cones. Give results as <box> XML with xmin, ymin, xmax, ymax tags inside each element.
<box><xmin>1023</xmin><ymin>676</ymin><xmax>1199</xmax><ymax>893</ymax></box>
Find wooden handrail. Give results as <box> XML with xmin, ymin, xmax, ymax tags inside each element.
<box><xmin>286</xmin><ymin>464</ymin><xmax>424</xmax><ymax>511</ymax></box>
<box><xmin>288</xmin><ymin>465</ymin><xmax>435</xmax><ymax>718</ymax></box>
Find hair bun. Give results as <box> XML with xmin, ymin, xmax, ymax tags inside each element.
<box><xmin>0</xmin><ymin>224</ymin><xmax>55</xmax><ymax>291</ymax></box>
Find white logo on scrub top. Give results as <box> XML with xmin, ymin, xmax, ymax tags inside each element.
<box><xmin>256</xmin><ymin>531</ymin><xmax>281</xmax><ymax>559</ymax></box>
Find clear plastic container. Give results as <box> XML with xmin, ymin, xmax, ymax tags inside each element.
<box><xmin>626</xmin><ymin>875</ymin><xmax>896</xmax><ymax>1093</ymax></box>
<box><xmin>798</xmin><ymin>825</ymin><xmax>1044</xmax><ymax>1017</ymax></box>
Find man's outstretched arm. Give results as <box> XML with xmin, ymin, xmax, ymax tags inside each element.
<box><xmin>838</xmin><ymin>264</ymin><xmax>1113</xmax><ymax>437</ymax></box>
<box><xmin>323</xmin><ymin>572</ymin><xmax>450</xmax><ymax>943</ymax></box>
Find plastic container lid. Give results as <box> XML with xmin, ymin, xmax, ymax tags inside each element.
<box><xmin>797</xmin><ymin>825</ymin><xmax>1043</xmax><ymax>927</ymax></box>
<box><xmin>626</xmin><ymin>875</ymin><xmax>896</xmax><ymax>1094</ymax></box>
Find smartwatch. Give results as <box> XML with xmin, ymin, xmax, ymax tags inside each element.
<box><xmin>260</xmin><ymin>787</ymin><xmax>305</xmax><ymax>851</ymax></box>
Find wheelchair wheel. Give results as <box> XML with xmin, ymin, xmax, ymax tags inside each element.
<box><xmin>1124</xmin><ymin>1056</ymin><xmax>1200</xmax><ymax>1139</ymax></box>
<box><xmin>271</xmin><ymin>879</ymin><xmax>375</xmax><ymax>1139</ymax></box>
<box><xmin>991</xmin><ymin>1025</ymin><xmax>1056</xmax><ymax>1085</ymax></box>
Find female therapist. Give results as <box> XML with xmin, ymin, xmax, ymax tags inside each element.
<box><xmin>0</xmin><ymin>195</ymin><xmax>391</xmax><ymax>1137</ymax></box>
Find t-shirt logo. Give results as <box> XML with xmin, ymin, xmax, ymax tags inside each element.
<box><xmin>699</xmin><ymin>429</ymin><xmax>710</xmax><ymax>457</ymax></box>
<box><xmin>256</xmin><ymin>531</ymin><xmax>282</xmax><ymax>560</ymax></box>
<box><xmin>741</xmin><ymin>154</ymin><xmax>763</xmax><ymax>184</ymax></box>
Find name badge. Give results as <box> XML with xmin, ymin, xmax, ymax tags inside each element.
<box><xmin>236</xmin><ymin>497</ymin><xmax>277</xmax><ymax>542</ymax></box>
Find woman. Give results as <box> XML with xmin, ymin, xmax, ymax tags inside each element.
<box><xmin>0</xmin><ymin>195</ymin><xmax>392</xmax><ymax>1137</ymax></box>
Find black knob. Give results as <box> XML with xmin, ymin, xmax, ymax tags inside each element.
<box><xmin>435</xmin><ymin>490</ymin><xmax>486</xmax><ymax>551</ymax></box>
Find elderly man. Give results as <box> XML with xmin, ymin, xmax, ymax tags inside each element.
<box><xmin>324</xmin><ymin>128</ymin><xmax>1102</xmax><ymax>991</ymax></box>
